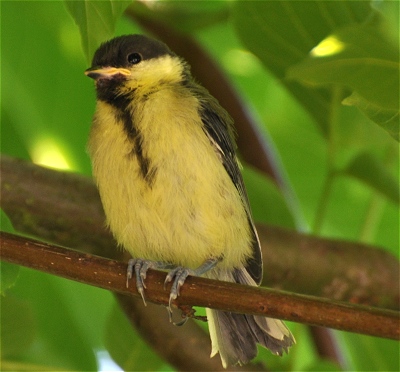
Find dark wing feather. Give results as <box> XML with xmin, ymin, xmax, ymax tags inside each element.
<box><xmin>194</xmin><ymin>87</ymin><xmax>262</xmax><ymax>285</ymax></box>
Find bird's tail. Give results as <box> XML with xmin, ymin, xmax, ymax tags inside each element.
<box><xmin>206</xmin><ymin>268</ymin><xmax>295</xmax><ymax>368</ymax></box>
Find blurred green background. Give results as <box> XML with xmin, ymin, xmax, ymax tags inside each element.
<box><xmin>1</xmin><ymin>0</ymin><xmax>399</xmax><ymax>371</ymax></box>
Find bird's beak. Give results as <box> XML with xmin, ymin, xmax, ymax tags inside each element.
<box><xmin>84</xmin><ymin>66</ymin><xmax>131</xmax><ymax>80</ymax></box>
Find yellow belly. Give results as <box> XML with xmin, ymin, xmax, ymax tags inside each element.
<box><xmin>88</xmin><ymin>92</ymin><xmax>253</xmax><ymax>270</ymax></box>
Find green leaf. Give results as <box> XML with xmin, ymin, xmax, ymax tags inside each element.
<box><xmin>338</xmin><ymin>332</ymin><xmax>400</xmax><ymax>371</ymax></box>
<box><xmin>242</xmin><ymin>166</ymin><xmax>296</xmax><ymax>229</ymax></box>
<box><xmin>1</xmin><ymin>209</ymin><xmax>14</xmax><ymax>233</ymax></box>
<box><xmin>287</xmin><ymin>22</ymin><xmax>399</xmax><ymax>141</ymax></box>
<box><xmin>9</xmin><ymin>268</ymin><xmax>101</xmax><ymax>370</ymax></box>
<box><xmin>0</xmin><ymin>261</ymin><xmax>20</xmax><ymax>296</ymax></box>
<box><xmin>65</xmin><ymin>0</ymin><xmax>132</xmax><ymax>63</ymax></box>
<box><xmin>0</xmin><ymin>211</ymin><xmax>20</xmax><ymax>295</ymax></box>
<box><xmin>287</xmin><ymin>25</ymin><xmax>399</xmax><ymax>110</ymax></box>
<box><xmin>0</xmin><ymin>295</ymin><xmax>36</xmax><ymax>358</ymax></box>
<box><xmin>343</xmin><ymin>92</ymin><xmax>399</xmax><ymax>141</ymax></box>
<box><xmin>343</xmin><ymin>152</ymin><xmax>399</xmax><ymax>205</ymax></box>
<box><xmin>128</xmin><ymin>0</ymin><xmax>230</xmax><ymax>33</ymax></box>
<box><xmin>304</xmin><ymin>360</ymin><xmax>342</xmax><ymax>371</ymax></box>
<box><xmin>233</xmin><ymin>0</ymin><xmax>375</xmax><ymax>136</ymax></box>
<box><xmin>104</xmin><ymin>303</ymin><xmax>166</xmax><ymax>371</ymax></box>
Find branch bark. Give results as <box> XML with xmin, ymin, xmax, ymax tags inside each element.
<box><xmin>1</xmin><ymin>155</ymin><xmax>398</xmax><ymax>310</ymax></box>
<box><xmin>1</xmin><ymin>156</ymin><xmax>399</xmax><ymax>369</ymax></box>
<box><xmin>1</xmin><ymin>231</ymin><xmax>399</xmax><ymax>341</ymax></box>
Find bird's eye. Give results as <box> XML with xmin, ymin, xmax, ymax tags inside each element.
<box><xmin>127</xmin><ymin>53</ymin><xmax>142</xmax><ymax>65</ymax></box>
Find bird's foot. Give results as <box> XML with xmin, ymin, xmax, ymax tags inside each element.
<box><xmin>127</xmin><ymin>257</ymin><xmax>220</xmax><ymax>325</ymax></box>
<box><xmin>164</xmin><ymin>267</ymin><xmax>194</xmax><ymax>310</ymax></box>
<box><xmin>164</xmin><ymin>258</ymin><xmax>220</xmax><ymax>323</ymax></box>
<box><xmin>126</xmin><ymin>258</ymin><xmax>172</xmax><ymax>305</ymax></box>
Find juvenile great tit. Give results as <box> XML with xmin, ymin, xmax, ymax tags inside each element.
<box><xmin>85</xmin><ymin>34</ymin><xmax>294</xmax><ymax>368</ymax></box>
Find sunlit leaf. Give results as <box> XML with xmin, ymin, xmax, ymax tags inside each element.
<box><xmin>233</xmin><ymin>0</ymin><xmax>375</xmax><ymax>136</ymax></box>
<box><xmin>343</xmin><ymin>152</ymin><xmax>399</xmax><ymax>205</ymax></box>
<box><xmin>339</xmin><ymin>332</ymin><xmax>400</xmax><ymax>371</ymax></box>
<box><xmin>65</xmin><ymin>0</ymin><xmax>132</xmax><ymax>63</ymax></box>
<box><xmin>287</xmin><ymin>25</ymin><xmax>399</xmax><ymax>110</ymax></box>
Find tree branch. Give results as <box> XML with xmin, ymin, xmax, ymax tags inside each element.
<box><xmin>1</xmin><ymin>156</ymin><xmax>399</xmax><ymax>369</ymax></box>
<box><xmin>1</xmin><ymin>231</ymin><xmax>399</xmax><ymax>341</ymax></box>
<box><xmin>1</xmin><ymin>155</ymin><xmax>398</xmax><ymax>310</ymax></box>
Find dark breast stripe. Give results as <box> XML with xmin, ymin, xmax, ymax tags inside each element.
<box><xmin>99</xmin><ymin>88</ymin><xmax>155</xmax><ymax>186</ymax></box>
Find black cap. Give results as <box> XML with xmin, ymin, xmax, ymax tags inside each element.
<box><xmin>90</xmin><ymin>34</ymin><xmax>175</xmax><ymax>69</ymax></box>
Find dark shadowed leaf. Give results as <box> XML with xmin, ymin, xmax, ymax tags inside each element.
<box><xmin>343</xmin><ymin>152</ymin><xmax>399</xmax><ymax>204</ymax></box>
<box><xmin>127</xmin><ymin>0</ymin><xmax>230</xmax><ymax>33</ymax></box>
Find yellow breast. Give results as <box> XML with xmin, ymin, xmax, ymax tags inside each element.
<box><xmin>88</xmin><ymin>88</ymin><xmax>253</xmax><ymax>270</ymax></box>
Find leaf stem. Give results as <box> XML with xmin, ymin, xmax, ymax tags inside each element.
<box><xmin>312</xmin><ymin>87</ymin><xmax>342</xmax><ymax>233</ymax></box>
<box><xmin>312</xmin><ymin>169</ymin><xmax>335</xmax><ymax>234</ymax></box>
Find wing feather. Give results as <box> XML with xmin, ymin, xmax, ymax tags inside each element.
<box><xmin>193</xmin><ymin>86</ymin><xmax>262</xmax><ymax>284</ymax></box>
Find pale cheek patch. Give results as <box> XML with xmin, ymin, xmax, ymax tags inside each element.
<box><xmin>124</xmin><ymin>55</ymin><xmax>185</xmax><ymax>94</ymax></box>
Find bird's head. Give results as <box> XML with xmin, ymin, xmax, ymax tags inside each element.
<box><xmin>85</xmin><ymin>34</ymin><xmax>188</xmax><ymax>102</ymax></box>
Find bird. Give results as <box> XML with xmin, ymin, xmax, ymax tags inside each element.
<box><xmin>85</xmin><ymin>34</ymin><xmax>295</xmax><ymax>368</ymax></box>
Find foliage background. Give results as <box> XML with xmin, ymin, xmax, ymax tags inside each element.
<box><xmin>1</xmin><ymin>0</ymin><xmax>399</xmax><ymax>371</ymax></box>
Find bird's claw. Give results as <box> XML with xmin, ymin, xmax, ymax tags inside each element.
<box><xmin>164</xmin><ymin>267</ymin><xmax>194</xmax><ymax>318</ymax></box>
<box><xmin>164</xmin><ymin>268</ymin><xmax>191</xmax><ymax>326</ymax></box>
<box><xmin>127</xmin><ymin>258</ymin><xmax>160</xmax><ymax>306</ymax></box>
<box><xmin>127</xmin><ymin>258</ymin><xmax>219</xmax><ymax>326</ymax></box>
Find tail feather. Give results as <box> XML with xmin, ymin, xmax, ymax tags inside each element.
<box><xmin>207</xmin><ymin>309</ymin><xmax>258</xmax><ymax>368</ymax></box>
<box><xmin>206</xmin><ymin>268</ymin><xmax>295</xmax><ymax>367</ymax></box>
<box><xmin>251</xmin><ymin>315</ymin><xmax>294</xmax><ymax>355</ymax></box>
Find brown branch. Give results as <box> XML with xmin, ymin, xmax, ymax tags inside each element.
<box><xmin>1</xmin><ymin>231</ymin><xmax>399</xmax><ymax>341</ymax></box>
<box><xmin>1</xmin><ymin>155</ymin><xmax>398</xmax><ymax>311</ymax></box>
<box><xmin>1</xmin><ymin>155</ymin><xmax>399</xmax><ymax>369</ymax></box>
<box><xmin>308</xmin><ymin>327</ymin><xmax>345</xmax><ymax>367</ymax></box>
<box><xmin>114</xmin><ymin>295</ymin><xmax>265</xmax><ymax>371</ymax></box>
<box><xmin>257</xmin><ymin>224</ymin><xmax>400</xmax><ymax>311</ymax></box>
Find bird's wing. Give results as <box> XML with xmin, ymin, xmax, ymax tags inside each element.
<box><xmin>197</xmin><ymin>94</ymin><xmax>262</xmax><ymax>285</ymax></box>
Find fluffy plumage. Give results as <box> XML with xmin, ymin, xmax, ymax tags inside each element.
<box><xmin>86</xmin><ymin>34</ymin><xmax>295</xmax><ymax>367</ymax></box>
